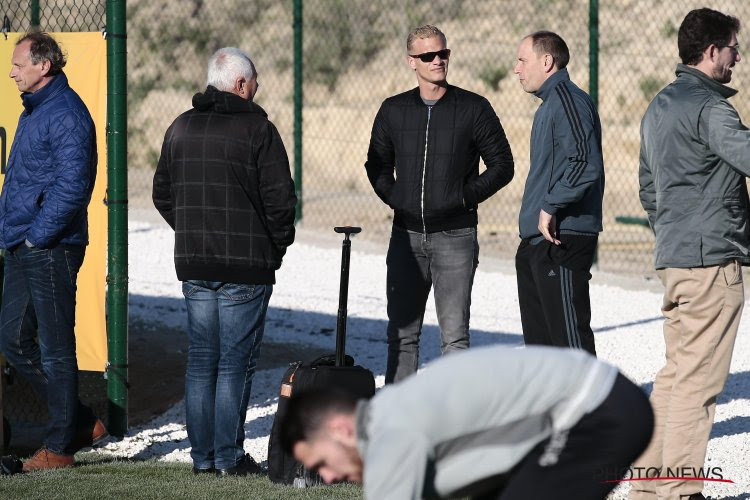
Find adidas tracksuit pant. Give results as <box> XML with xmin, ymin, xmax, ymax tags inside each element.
<box><xmin>515</xmin><ymin>233</ymin><xmax>598</xmax><ymax>355</ymax></box>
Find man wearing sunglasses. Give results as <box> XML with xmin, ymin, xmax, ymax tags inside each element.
<box><xmin>365</xmin><ymin>25</ymin><xmax>514</xmax><ymax>384</ymax></box>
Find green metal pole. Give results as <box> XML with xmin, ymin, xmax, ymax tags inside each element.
<box><xmin>589</xmin><ymin>0</ymin><xmax>599</xmax><ymax>266</ymax></box>
<box><xmin>30</xmin><ymin>0</ymin><xmax>40</xmax><ymax>28</ymax></box>
<box><xmin>589</xmin><ymin>0</ymin><xmax>599</xmax><ymax>109</ymax></box>
<box><xmin>106</xmin><ymin>0</ymin><xmax>128</xmax><ymax>437</ymax></box>
<box><xmin>293</xmin><ymin>0</ymin><xmax>303</xmax><ymax>222</ymax></box>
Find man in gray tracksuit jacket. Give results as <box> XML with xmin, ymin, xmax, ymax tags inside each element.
<box><xmin>279</xmin><ymin>345</ymin><xmax>653</xmax><ymax>500</ymax></box>
<box><xmin>632</xmin><ymin>8</ymin><xmax>749</xmax><ymax>500</ymax></box>
<box><xmin>513</xmin><ymin>31</ymin><xmax>604</xmax><ymax>355</ymax></box>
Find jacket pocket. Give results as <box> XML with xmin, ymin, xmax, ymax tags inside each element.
<box><xmin>427</xmin><ymin>179</ymin><xmax>465</xmax><ymax>217</ymax></box>
<box><xmin>386</xmin><ymin>180</ymin><xmax>404</xmax><ymax>210</ymax></box>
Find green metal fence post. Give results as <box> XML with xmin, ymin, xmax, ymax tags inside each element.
<box><xmin>30</xmin><ymin>0</ymin><xmax>40</xmax><ymax>28</ymax></box>
<box><xmin>106</xmin><ymin>0</ymin><xmax>128</xmax><ymax>437</ymax></box>
<box><xmin>589</xmin><ymin>0</ymin><xmax>599</xmax><ymax>108</ymax></box>
<box><xmin>293</xmin><ymin>0</ymin><xmax>303</xmax><ymax>223</ymax></box>
<box><xmin>589</xmin><ymin>0</ymin><xmax>599</xmax><ymax>265</ymax></box>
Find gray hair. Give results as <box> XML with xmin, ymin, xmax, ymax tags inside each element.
<box><xmin>17</xmin><ymin>31</ymin><xmax>66</xmax><ymax>76</ymax></box>
<box><xmin>206</xmin><ymin>47</ymin><xmax>256</xmax><ymax>91</ymax></box>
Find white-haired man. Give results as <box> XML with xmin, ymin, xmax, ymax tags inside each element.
<box><xmin>153</xmin><ymin>47</ymin><xmax>297</xmax><ymax>476</ymax></box>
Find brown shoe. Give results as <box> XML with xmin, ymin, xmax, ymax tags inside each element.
<box><xmin>70</xmin><ymin>418</ymin><xmax>109</xmax><ymax>453</ymax></box>
<box><xmin>22</xmin><ymin>448</ymin><xmax>74</xmax><ymax>472</ymax></box>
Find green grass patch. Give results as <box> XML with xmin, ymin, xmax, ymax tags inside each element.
<box><xmin>0</xmin><ymin>454</ymin><xmax>362</xmax><ymax>499</ymax></box>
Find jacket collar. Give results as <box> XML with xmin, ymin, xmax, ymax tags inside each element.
<box><xmin>410</xmin><ymin>84</ymin><xmax>454</xmax><ymax>105</ymax></box>
<box><xmin>535</xmin><ymin>68</ymin><xmax>569</xmax><ymax>101</ymax></box>
<box><xmin>355</xmin><ymin>400</ymin><xmax>370</xmax><ymax>452</ymax></box>
<box><xmin>676</xmin><ymin>64</ymin><xmax>738</xmax><ymax>98</ymax></box>
<box><xmin>21</xmin><ymin>72</ymin><xmax>68</xmax><ymax>114</ymax></box>
<box><xmin>192</xmin><ymin>85</ymin><xmax>268</xmax><ymax>116</ymax></box>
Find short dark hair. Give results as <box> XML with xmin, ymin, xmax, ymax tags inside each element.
<box><xmin>678</xmin><ymin>8</ymin><xmax>741</xmax><ymax>66</ymax></box>
<box><xmin>528</xmin><ymin>30</ymin><xmax>569</xmax><ymax>70</ymax></box>
<box><xmin>279</xmin><ymin>389</ymin><xmax>359</xmax><ymax>455</ymax></box>
<box><xmin>16</xmin><ymin>31</ymin><xmax>66</xmax><ymax>76</ymax></box>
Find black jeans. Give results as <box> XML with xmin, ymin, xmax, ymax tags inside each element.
<box><xmin>473</xmin><ymin>373</ymin><xmax>654</xmax><ymax>500</ymax></box>
<box><xmin>515</xmin><ymin>233</ymin><xmax>598</xmax><ymax>355</ymax></box>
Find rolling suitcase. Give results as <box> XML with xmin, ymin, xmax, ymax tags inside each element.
<box><xmin>267</xmin><ymin>226</ymin><xmax>376</xmax><ymax>485</ymax></box>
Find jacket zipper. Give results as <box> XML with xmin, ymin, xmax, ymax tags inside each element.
<box><xmin>421</xmin><ymin>106</ymin><xmax>432</xmax><ymax>235</ymax></box>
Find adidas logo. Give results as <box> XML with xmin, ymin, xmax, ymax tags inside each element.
<box><xmin>548</xmin><ymin>269</ymin><xmax>557</xmax><ymax>277</ymax></box>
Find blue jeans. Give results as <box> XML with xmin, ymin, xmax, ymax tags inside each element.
<box><xmin>385</xmin><ymin>226</ymin><xmax>479</xmax><ymax>383</ymax></box>
<box><xmin>182</xmin><ymin>280</ymin><xmax>272</xmax><ymax>470</ymax></box>
<box><xmin>0</xmin><ymin>244</ymin><xmax>95</xmax><ymax>455</ymax></box>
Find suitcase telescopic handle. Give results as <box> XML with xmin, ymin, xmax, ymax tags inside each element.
<box><xmin>333</xmin><ymin>226</ymin><xmax>361</xmax><ymax>366</ymax></box>
<box><xmin>334</xmin><ymin>226</ymin><xmax>362</xmax><ymax>236</ymax></box>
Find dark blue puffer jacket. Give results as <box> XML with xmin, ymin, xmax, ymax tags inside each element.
<box><xmin>0</xmin><ymin>72</ymin><xmax>97</xmax><ymax>249</ymax></box>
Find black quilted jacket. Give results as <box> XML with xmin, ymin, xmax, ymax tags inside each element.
<box><xmin>365</xmin><ymin>85</ymin><xmax>514</xmax><ymax>232</ymax></box>
<box><xmin>152</xmin><ymin>86</ymin><xmax>297</xmax><ymax>284</ymax></box>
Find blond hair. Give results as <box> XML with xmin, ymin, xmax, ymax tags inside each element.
<box><xmin>406</xmin><ymin>25</ymin><xmax>447</xmax><ymax>52</ymax></box>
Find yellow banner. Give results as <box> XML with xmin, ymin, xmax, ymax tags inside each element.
<box><xmin>0</xmin><ymin>32</ymin><xmax>107</xmax><ymax>372</ymax></box>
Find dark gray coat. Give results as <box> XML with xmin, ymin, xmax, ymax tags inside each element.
<box><xmin>640</xmin><ymin>65</ymin><xmax>750</xmax><ymax>269</ymax></box>
<box><xmin>518</xmin><ymin>69</ymin><xmax>604</xmax><ymax>239</ymax></box>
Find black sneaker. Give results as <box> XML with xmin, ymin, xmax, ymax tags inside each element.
<box><xmin>192</xmin><ymin>466</ymin><xmax>215</xmax><ymax>475</ymax></box>
<box><xmin>0</xmin><ymin>455</ymin><xmax>23</xmax><ymax>475</ymax></box>
<box><xmin>215</xmin><ymin>454</ymin><xmax>263</xmax><ymax>477</ymax></box>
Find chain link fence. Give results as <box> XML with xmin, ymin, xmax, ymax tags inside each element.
<box><xmin>3</xmin><ymin>0</ymin><xmax>103</xmax><ymax>31</ymax></box>
<box><xmin>3</xmin><ymin>1</ymin><xmax>750</xmax><ymax>272</ymax></box>
<box><xmin>2</xmin><ymin>0</ymin><xmax>750</xmax><ymax>445</ymax></box>
<box><xmin>117</xmin><ymin>0</ymin><xmax>750</xmax><ymax>277</ymax></box>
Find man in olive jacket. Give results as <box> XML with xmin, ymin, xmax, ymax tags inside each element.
<box><xmin>365</xmin><ymin>25</ymin><xmax>514</xmax><ymax>384</ymax></box>
<box><xmin>153</xmin><ymin>47</ymin><xmax>296</xmax><ymax>477</ymax></box>
<box><xmin>633</xmin><ymin>8</ymin><xmax>749</xmax><ymax>500</ymax></box>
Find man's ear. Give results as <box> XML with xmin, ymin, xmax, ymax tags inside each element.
<box><xmin>407</xmin><ymin>55</ymin><xmax>417</xmax><ymax>71</ymax></box>
<box><xmin>709</xmin><ymin>45</ymin><xmax>719</xmax><ymax>60</ymax></box>
<box><xmin>543</xmin><ymin>53</ymin><xmax>555</xmax><ymax>73</ymax></box>
<box><xmin>702</xmin><ymin>45</ymin><xmax>717</xmax><ymax>63</ymax></box>
<box><xmin>234</xmin><ymin>76</ymin><xmax>246</xmax><ymax>95</ymax></box>
<box><xmin>326</xmin><ymin>414</ymin><xmax>355</xmax><ymax>441</ymax></box>
<box><xmin>40</xmin><ymin>59</ymin><xmax>51</xmax><ymax>77</ymax></box>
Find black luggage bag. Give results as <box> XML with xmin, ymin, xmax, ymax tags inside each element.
<box><xmin>267</xmin><ymin>226</ymin><xmax>376</xmax><ymax>485</ymax></box>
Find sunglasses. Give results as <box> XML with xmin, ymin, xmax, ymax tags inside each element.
<box><xmin>409</xmin><ymin>49</ymin><xmax>451</xmax><ymax>63</ymax></box>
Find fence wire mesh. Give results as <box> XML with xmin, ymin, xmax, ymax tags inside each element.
<box><xmin>2</xmin><ymin>0</ymin><xmax>750</xmax><ymax>441</ymax></box>
<box><xmin>5</xmin><ymin>1</ymin><xmax>750</xmax><ymax>274</ymax></box>
<box><xmin>115</xmin><ymin>0</ymin><xmax>750</xmax><ymax>276</ymax></box>
<box><xmin>3</xmin><ymin>0</ymin><xmax>103</xmax><ymax>31</ymax></box>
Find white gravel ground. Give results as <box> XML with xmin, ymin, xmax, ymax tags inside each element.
<box><xmin>98</xmin><ymin>216</ymin><xmax>750</xmax><ymax>499</ymax></box>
